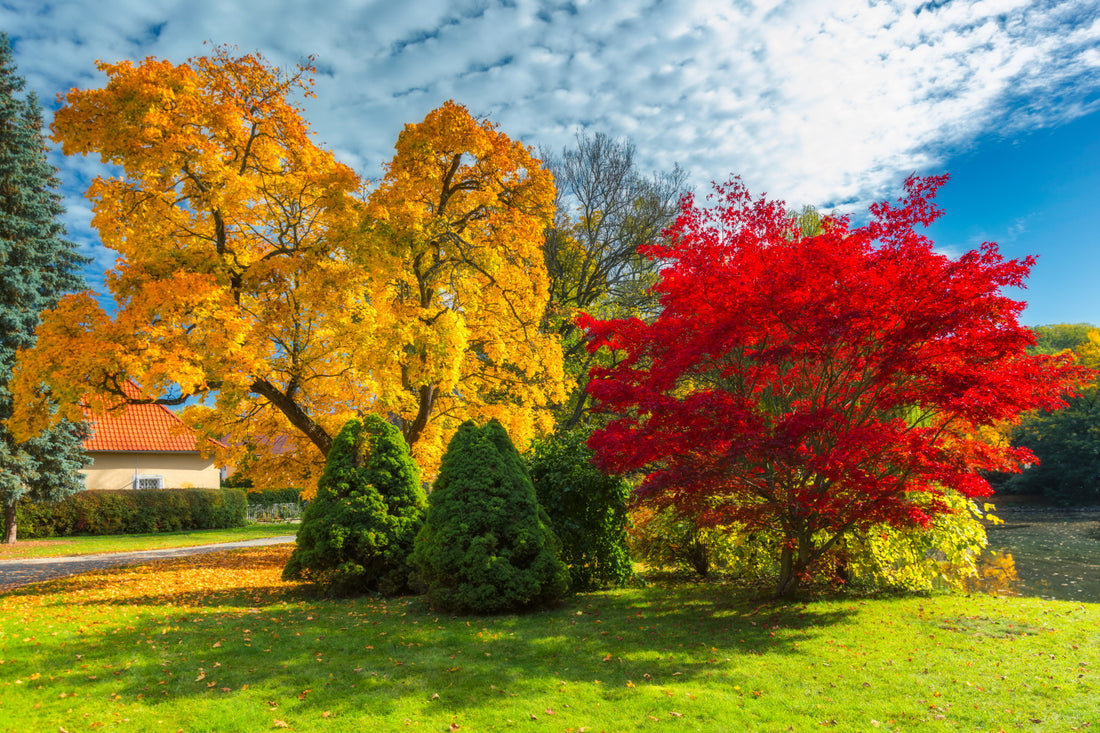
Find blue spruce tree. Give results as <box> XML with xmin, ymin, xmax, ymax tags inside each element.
<box><xmin>0</xmin><ymin>34</ymin><xmax>90</xmax><ymax>543</ymax></box>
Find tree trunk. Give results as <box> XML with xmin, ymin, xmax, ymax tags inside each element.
<box><xmin>687</xmin><ymin>537</ymin><xmax>710</xmax><ymax>578</ymax></box>
<box><xmin>777</xmin><ymin>544</ymin><xmax>797</xmax><ymax>597</ymax></box>
<box><xmin>775</xmin><ymin>534</ymin><xmax>811</xmax><ymax>598</ymax></box>
<box><xmin>3</xmin><ymin>500</ymin><xmax>17</xmax><ymax>545</ymax></box>
<box><xmin>561</xmin><ymin>388</ymin><xmax>589</xmax><ymax>430</ymax></box>
<box><xmin>249</xmin><ymin>378</ymin><xmax>333</xmax><ymax>457</ymax></box>
<box><xmin>403</xmin><ymin>384</ymin><xmax>435</xmax><ymax>448</ymax></box>
<box><xmin>560</xmin><ymin>351</ymin><xmax>596</xmax><ymax>430</ymax></box>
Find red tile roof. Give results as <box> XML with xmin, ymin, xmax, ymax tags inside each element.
<box><xmin>82</xmin><ymin>382</ymin><xmax>217</xmax><ymax>453</ymax></box>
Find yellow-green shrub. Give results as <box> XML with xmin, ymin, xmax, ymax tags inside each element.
<box><xmin>628</xmin><ymin>491</ymin><xmax>995</xmax><ymax>593</ymax></box>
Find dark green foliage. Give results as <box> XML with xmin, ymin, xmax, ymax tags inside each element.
<box><xmin>410</xmin><ymin>420</ymin><xmax>569</xmax><ymax>613</ymax></box>
<box><xmin>16</xmin><ymin>488</ymin><xmax>247</xmax><ymax>538</ymax></box>
<box><xmin>1002</xmin><ymin>389</ymin><xmax>1100</xmax><ymax>503</ymax></box>
<box><xmin>0</xmin><ymin>35</ymin><xmax>90</xmax><ymax>542</ymax></box>
<box><xmin>282</xmin><ymin>415</ymin><xmax>426</xmax><ymax>596</ymax></box>
<box><xmin>222</xmin><ymin>473</ymin><xmax>254</xmax><ymax>489</ymax></box>
<box><xmin>995</xmin><ymin>324</ymin><xmax>1100</xmax><ymax>504</ymax></box>
<box><xmin>526</xmin><ymin>428</ymin><xmax>633</xmax><ymax>590</ymax></box>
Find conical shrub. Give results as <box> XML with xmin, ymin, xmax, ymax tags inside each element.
<box><xmin>283</xmin><ymin>415</ymin><xmax>426</xmax><ymax>596</ymax></box>
<box><xmin>410</xmin><ymin>419</ymin><xmax>568</xmax><ymax>613</ymax></box>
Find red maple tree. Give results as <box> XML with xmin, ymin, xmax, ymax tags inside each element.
<box><xmin>579</xmin><ymin>175</ymin><xmax>1086</xmax><ymax>596</ymax></box>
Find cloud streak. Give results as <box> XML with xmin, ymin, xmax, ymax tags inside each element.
<box><xmin>3</xmin><ymin>0</ymin><xmax>1099</xmax><ymax>291</ymax></box>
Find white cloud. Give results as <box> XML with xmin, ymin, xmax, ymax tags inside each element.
<box><xmin>4</xmin><ymin>0</ymin><xmax>1099</xmax><ymax>288</ymax></box>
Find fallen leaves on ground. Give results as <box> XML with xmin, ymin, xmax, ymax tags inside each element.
<box><xmin>0</xmin><ymin>546</ymin><xmax>303</xmax><ymax>611</ymax></box>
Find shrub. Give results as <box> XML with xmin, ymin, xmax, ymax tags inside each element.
<box><xmin>16</xmin><ymin>488</ymin><xmax>247</xmax><ymax>538</ymax></box>
<box><xmin>282</xmin><ymin>415</ymin><xmax>426</xmax><ymax>596</ymax></box>
<box><xmin>837</xmin><ymin>492</ymin><xmax>996</xmax><ymax>592</ymax></box>
<box><xmin>629</xmin><ymin>491</ymin><xmax>993</xmax><ymax>593</ymax></box>
<box><xmin>526</xmin><ymin>429</ymin><xmax>633</xmax><ymax>590</ymax></box>
<box><xmin>410</xmin><ymin>419</ymin><xmax>569</xmax><ymax>613</ymax></box>
<box><xmin>628</xmin><ymin>505</ymin><xmax>777</xmax><ymax>582</ymax></box>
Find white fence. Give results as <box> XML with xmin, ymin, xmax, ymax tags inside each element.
<box><xmin>247</xmin><ymin>502</ymin><xmax>303</xmax><ymax>523</ymax></box>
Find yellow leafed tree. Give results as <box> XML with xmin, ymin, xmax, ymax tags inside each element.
<box><xmin>9</xmin><ymin>50</ymin><xmax>563</xmax><ymax>491</ymax></box>
<box><xmin>362</xmin><ymin>101</ymin><xmax>565</xmax><ymax>470</ymax></box>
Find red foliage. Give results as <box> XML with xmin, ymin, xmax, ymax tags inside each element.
<box><xmin>579</xmin><ymin>175</ymin><xmax>1088</xmax><ymax>594</ymax></box>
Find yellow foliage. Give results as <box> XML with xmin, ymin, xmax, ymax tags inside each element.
<box><xmin>0</xmin><ymin>545</ymin><xmax>301</xmax><ymax>603</ymax></box>
<box><xmin>360</xmin><ymin>100</ymin><xmax>565</xmax><ymax>468</ymax></box>
<box><xmin>962</xmin><ymin>550</ymin><xmax>1019</xmax><ymax>596</ymax></box>
<box><xmin>9</xmin><ymin>54</ymin><xmax>564</xmax><ymax>490</ymax></box>
<box><xmin>1078</xmin><ymin>329</ymin><xmax>1100</xmax><ymax>369</ymax></box>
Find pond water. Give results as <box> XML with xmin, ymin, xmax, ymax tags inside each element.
<box><xmin>974</xmin><ymin>505</ymin><xmax>1100</xmax><ymax>602</ymax></box>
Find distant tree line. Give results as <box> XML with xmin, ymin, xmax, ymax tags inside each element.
<box><xmin>993</xmin><ymin>323</ymin><xmax>1100</xmax><ymax>504</ymax></box>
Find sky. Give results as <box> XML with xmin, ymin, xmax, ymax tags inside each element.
<box><xmin>3</xmin><ymin>0</ymin><xmax>1099</xmax><ymax>327</ymax></box>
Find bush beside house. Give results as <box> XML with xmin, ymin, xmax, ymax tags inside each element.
<box><xmin>16</xmin><ymin>488</ymin><xmax>247</xmax><ymax>538</ymax></box>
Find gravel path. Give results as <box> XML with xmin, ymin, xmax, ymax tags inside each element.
<box><xmin>0</xmin><ymin>536</ymin><xmax>296</xmax><ymax>592</ymax></box>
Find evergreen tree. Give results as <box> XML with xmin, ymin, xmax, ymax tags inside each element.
<box><xmin>410</xmin><ymin>419</ymin><xmax>568</xmax><ymax>613</ymax></box>
<box><xmin>283</xmin><ymin>415</ymin><xmax>426</xmax><ymax>596</ymax></box>
<box><xmin>0</xmin><ymin>34</ymin><xmax>90</xmax><ymax>543</ymax></box>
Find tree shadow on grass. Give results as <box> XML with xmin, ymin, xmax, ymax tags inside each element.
<box><xmin>9</xmin><ymin>554</ymin><xmax>857</xmax><ymax>727</ymax></box>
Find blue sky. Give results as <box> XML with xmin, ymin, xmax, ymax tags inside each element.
<box><xmin>3</xmin><ymin>0</ymin><xmax>1099</xmax><ymax>327</ymax></box>
<box><xmin>926</xmin><ymin>109</ymin><xmax>1100</xmax><ymax>326</ymax></box>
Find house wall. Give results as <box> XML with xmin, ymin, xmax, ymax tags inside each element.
<box><xmin>81</xmin><ymin>452</ymin><xmax>221</xmax><ymax>490</ymax></box>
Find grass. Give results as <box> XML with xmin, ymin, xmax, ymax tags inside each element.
<box><xmin>1</xmin><ymin>544</ymin><xmax>1098</xmax><ymax>732</ymax></box>
<box><xmin>0</xmin><ymin>524</ymin><xmax>297</xmax><ymax>560</ymax></box>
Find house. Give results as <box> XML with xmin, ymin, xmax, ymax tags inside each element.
<box><xmin>80</xmin><ymin>383</ymin><xmax>224</xmax><ymax>490</ymax></box>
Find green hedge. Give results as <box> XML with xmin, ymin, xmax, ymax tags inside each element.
<box><xmin>16</xmin><ymin>488</ymin><xmax>247</xmax><ymax>538</ymax></box>
<box><xmin>245</xmin><ymin>487</ymin><xmax>303</xmax><ymax>505</ymax></box>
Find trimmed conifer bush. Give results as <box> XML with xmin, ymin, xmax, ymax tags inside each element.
<box><xmin>527</xmin><ymin>428</ymin><xmax>634</xmax><ymax>591</ymax></box>
<box><xmin>410</xmin><ymin>419</ymin><xmax>568</xmax><ymax>613</ymax></box>
<box><xmin>282</xmin><ymin>415</ymin><xmax>426</xmax><ymax>596</ymax></box>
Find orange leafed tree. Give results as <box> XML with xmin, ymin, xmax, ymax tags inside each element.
<box><xmin>10</xmin><ymin>49</ymin><xmax>563</xmax><ymax>489</ymax></box>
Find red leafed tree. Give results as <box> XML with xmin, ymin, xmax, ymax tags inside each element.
<box><xmin>579</xmin><ymin>175</ymin><xmax>1087</xmax><ymax>597</ymax></box>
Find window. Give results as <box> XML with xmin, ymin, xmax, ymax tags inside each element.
<box><xmin>134</xmin><ymin>475</ymin><xmax>165</xmax><ymax>490</ymax></box>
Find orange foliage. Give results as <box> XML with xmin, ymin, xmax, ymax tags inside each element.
<box><xmin>10</xmin><ymin>47</ymin><xmax>362</xmax><ymax>492</ymax></box>
<box><xmin>0</xmin><ymin>546</ymin><xmax>300</xmax><ymax>607</ymax></box>
<box><xmin>9</xmin><ymin>51</ymin><xmax>564</xmax><ymax>490</ymax></box>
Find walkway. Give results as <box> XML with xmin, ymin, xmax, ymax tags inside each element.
<box><xmin>0</xmin><ymin>536</ymin><xmax>295</xmax><ymax>592</ymax></box>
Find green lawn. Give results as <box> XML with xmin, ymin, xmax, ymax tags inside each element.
<box><xmin>0</xmin><ymin>523</ymin><xmax>297</xmax><ymax>560</ymax></box>
<box><xmin>1</xmin><ymin>544</ymin><xmax>1097</xmax><ymax>732</ymax></box>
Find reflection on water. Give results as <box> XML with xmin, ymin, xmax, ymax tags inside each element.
<box><xmin>965</xmin><ymin>551</ymin><xmax>1020</xmax><ymax>596</ymax></box>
